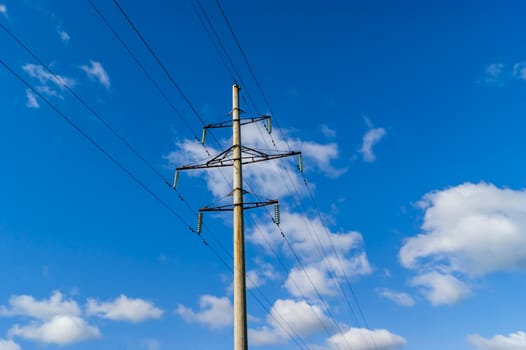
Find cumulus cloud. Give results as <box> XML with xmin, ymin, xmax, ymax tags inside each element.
<box><xmin>325</xmin><ymin>327</ymin><xmax>407</xmax><ymax>350</ymax></box>
<box><xmin>0</xmin><ymin>291</ymin><xmax>80</xmax><ymax>319</ymax></box>
<box><xmin>377</xmin><ymin>288</ymin><xmax>415</xmax><ymax>307</ymax></box>
<box><xmin>249</xmin><ymin>299</ymin><xmax>334</xmax><ymax>345</ymax></box>
<box><xmin>248</xmin><ymin>210</ymin><xmax>371</xmax><ymax>299</ymax></box>
<box><xmin>80</xmin><ymin>60</ymin><xmax>110</xmax><ymax>89</ymax></box>
<box><xmin>176</xmin><ymin>295</ymin><xmax>233</xmax><ymax>330</ymax></box>
<box><xmin>468</xmin><ymin>331</ymin><xmax>526</xmax><ymax>350</ymax></box>
<box><xmin>9</xmin><ymin>315</ymin><xmax>100</xmax><ymax>345</ymax></box>
<box><xmin>86</xmin><ymin>295</ymin><xmax>163</xmax><ymax>323</ymax></box>
<box><xmin>25</xmin><ymin>88</ymin><xmax>40</xmax><ymax>109</ymax></box>
<box><xmin>0</xmin><ymin>4</ymin><xmax>7</xmax><ymax>17</ymax></box>
<box><xmin>400</xmin><ymin>182</ymin><xmax>526</xmax><ymax>305</ymax></box>
<box><xmin>0</xmin><ymin>339</ymin><xmax>20</xmax><ymax>350</ymax></box>
<box><xmin>246</xmin><ymin>260</ymin><xmax>278</xmax><ymax>289</ymax></box>
<box><xmin>359</xmin><ymin>117</ymin><xmax>386</xmax><ymax>162</ymax></box>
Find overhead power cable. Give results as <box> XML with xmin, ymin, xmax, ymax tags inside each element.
<box><xmin>211</xmin><ymin>3</ymin><xmax>376</xmax><ymax>348</ymax></box>
<box><xmin>1</xmin><ymin>58</ymin><xmax>306</xmax><ymax>349</ymax></box>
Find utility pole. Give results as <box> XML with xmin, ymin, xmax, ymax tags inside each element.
<box><xmin>175</xmin><ymin>84</ymin><xmax>300</xmax><ymax>350</ymax></box>
<box><xmin>232</xmin><ymin>83</ymin><xmax>248</xmax><ymax>349</ymax></box>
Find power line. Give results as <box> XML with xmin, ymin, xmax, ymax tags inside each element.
<box><xmin>211</xmin><ymin>3</ymin><xmax>376</xmax><ymax>347</ymax></box>
<box><xmin>1</xmin><ymin>58</ymin><xmax>307</xmax><ymax>349</ymax></box>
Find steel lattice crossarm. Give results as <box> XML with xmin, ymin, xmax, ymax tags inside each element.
<box><xmin>176</xmin><ymin>146</ymin><xmax>300</xmax><ymax>170</ymax></box>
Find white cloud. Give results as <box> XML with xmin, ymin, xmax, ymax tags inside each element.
<box><xmin>249</xmin><ymin>299</ymin><xmax>334</xmax><ymax>346</ymax></box>
<box><xmin>248</xmin><ymin>210</ymin><xmax>371</xmax><ymax>299</ymax></box>
<box><xmin>0</xmin><ymin>4</ymin><xmax>7</xmax><ymax>17</ymax></box>
<box><xmin>360</xmin><ymin>124</ymin><xmax>386</xmax><ymax>162</ymax></box>
<box><xmin>410</xmin><ymin>271</ymin><xmax>470</xmax><ymax>305</ymax></box>
<box><xmin>468</xmin><ymin>331</ymin><xmax>526</xmax><ymax>350</ymax></box>
<box><xmin>57</xmin><ymin>29</ymin><xmax>70</xmax><ymax>43</ymax></box>
<box><xmin>400</xmin><ymin>182</ymin><xmax>526</xmax><ymax>305</ymax></box>
<box><xmin>86</xmin><ymin>295</ymin><xmax>163</xmax><ymax>323</ymax></box>
<box><xmin>23</xmin><ymin>64</ymin><xmax>74</xmax><ymax>90</ymax></box>
<box><xmin>0</xmin><ymin>291</ymin><xmax>80</xmax><ymax>319</ymax></box>
<box><xmin>176</xmin><ymin>295</ymin><xmax>233</xmax><ymax>330</ymax></box>
<box><xmin>325</xmin><ymin>327</ymin><xmax>407</xmax><ymax>350</ymax></box>
<box><xmin>25</xmin><ymin>88</ymin><xmax>40</xmax><ymax>109</ymax></box>
<box><xmin>481</xmin><ymin>63</ymin><xmax>504</xmax><ymax>84</ymax></box>
<box><xmin>80</xmin><ymin>60</ymin><xmax>110</xmax><ymax>89</ymax></box>
<box><xmin>165</xmin><ymin>123</ymin><xmax>346</xmax><ymax>200</ymax></box>
<box><xmin>142</xmin><ymin>338</ymin><xmax>161</xmax><ymax>350</ymax></box>
<box><xmin>321</xmin><ymin>124</ymin><xmax>337</xmax><ymax>138</ymax></box>
<box><xmin>513</xmin><ymin>62</ymin><xmax>526</xmax><ymax>81</ymax></box>
<box><xmin>9</xmin><ymin>315</ymin><xmax>100</xmax><ymax>345</ymax></box>
<box><xmin>0</xmin><ymin>339</ymin><xmax>20</xmax><ymax>350</ymax></box>
<box><xmin>377</xmin><ymin>288</ymin><xmax>415</xmax><ymax>307</ymax></box>
<box><xmin>246</xmin><ymin>260</ymin><xmax>278</xmax><ymax>289</ymax></box>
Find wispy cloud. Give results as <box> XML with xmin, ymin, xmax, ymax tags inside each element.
<box><xmin>468</xmin><ymin>331</ymin><xmax>526</xmax><ymax>350</ymax></box>
<box><xmin>321</xmin><ymin>124</ymin><xmax>337</xmax><ymax>138</ymax></box>
<box><xmin>80</xmin><ymin>60</ymin><xmax>110</xmax><ymax>89</ymax></box>
<box><xmin>22</xmin><ymin>63</ymin><xmax>74</xmax><ymax>100</ymax></box>
<box><xmin>25</xmin><ymin>89</ymin><xmax>40</xmax><ymax>109</ymax></box>
<box><xmin>0</xmin><ymin>4</ymin><xmax>7</xmax><ymax>17</ymax></box>
<box><xmin>57</xmin><ymin>28</ymin><xmax>70</xmax><ymax>43</ymax></box>
<box><xmin>359</xmin><ymin>117</ymin><xmax>386</xmax><ymax>162</ymax></box>
<box><xmin>480</xmin><ymin>63</ymin><xmax>505</xmax><ymax>84</ymax></box>
<box><xmin>513</xmin><ymin>62</ymin><xmax>526</xmax><ymax>81</ymax></box>
<box><xmin>377</xmin><ymin>288</ymin><xmax>415</xmax><ymax>307</ymax></box>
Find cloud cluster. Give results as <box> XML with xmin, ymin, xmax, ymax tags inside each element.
<box><xmin>400</xmin><ymin>182</ymin><xmax>526</xmax><ymax>305</ymax></box>
<box><xmin>480</xmin><ymin>61</ymin><xmax>526</xmax><ymax>85</ymax></box>
<box><xmin>0</xmin><ymin>291</ymin><xmax>163</xmax><ymax>346</ymax></box>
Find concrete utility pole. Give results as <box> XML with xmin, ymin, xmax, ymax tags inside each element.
<box><xmin>175</xmin><ymin>84</ymin><xmax>300</xmax><ymax>350</ymax></box>
<box><xmin>232</xmin><ymin>84</ymin><xmax>248</xmax><ymax>350</ymax></box>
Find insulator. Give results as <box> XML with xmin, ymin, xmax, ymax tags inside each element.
<box><xmin>172</xmin><ymin>170</ymin><xmax>179</xmax><ymax>189</ymax></box>
<box><xmin>196</xmin><ymin>213</ymin><xmax>203</xmax><ymax>234</ymax></box>
<box><xmin>201</xmin><ymin>128</ymin><xmax>207</xmax><ymax>145</ymax></box>
<box><xmin>266</xmin><ymin>117</ymin><xmax>272</xmax><ymax>134</ymax></box>
<box><xmin>297</xmin><ymin>154</ymin><xmax>304</xmax><ymax>173</ymax></box>
<box><xmin>274</xmin><ymin>203</ymin><xmax>280</xmax><ymax>225</ymax></box>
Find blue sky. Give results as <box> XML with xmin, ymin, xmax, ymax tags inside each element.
<box><xmin>1</xmin><ymin>1</ymin><xmax>526</xmax><ymax>349</ymax></box>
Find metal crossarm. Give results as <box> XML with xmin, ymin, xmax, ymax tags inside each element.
<box><xmin>199</xmin><ymin>199</ymin><xmax>278</xmax><ymax>212</ymax></box>
<box><xmin>203</xmin><ymin>115</ymin><xmax>270</xmax><ymax>129</ymax></box>
<box><xmin>176</xmin><ymin>146</ymin><xmax>300</xmax><ymax>170</ymax></box>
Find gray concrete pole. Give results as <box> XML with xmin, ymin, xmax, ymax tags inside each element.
<box><xmin>232</xmin><ymin>84</ymin><xmax>248</xmax><ymax>350</ymax></box>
